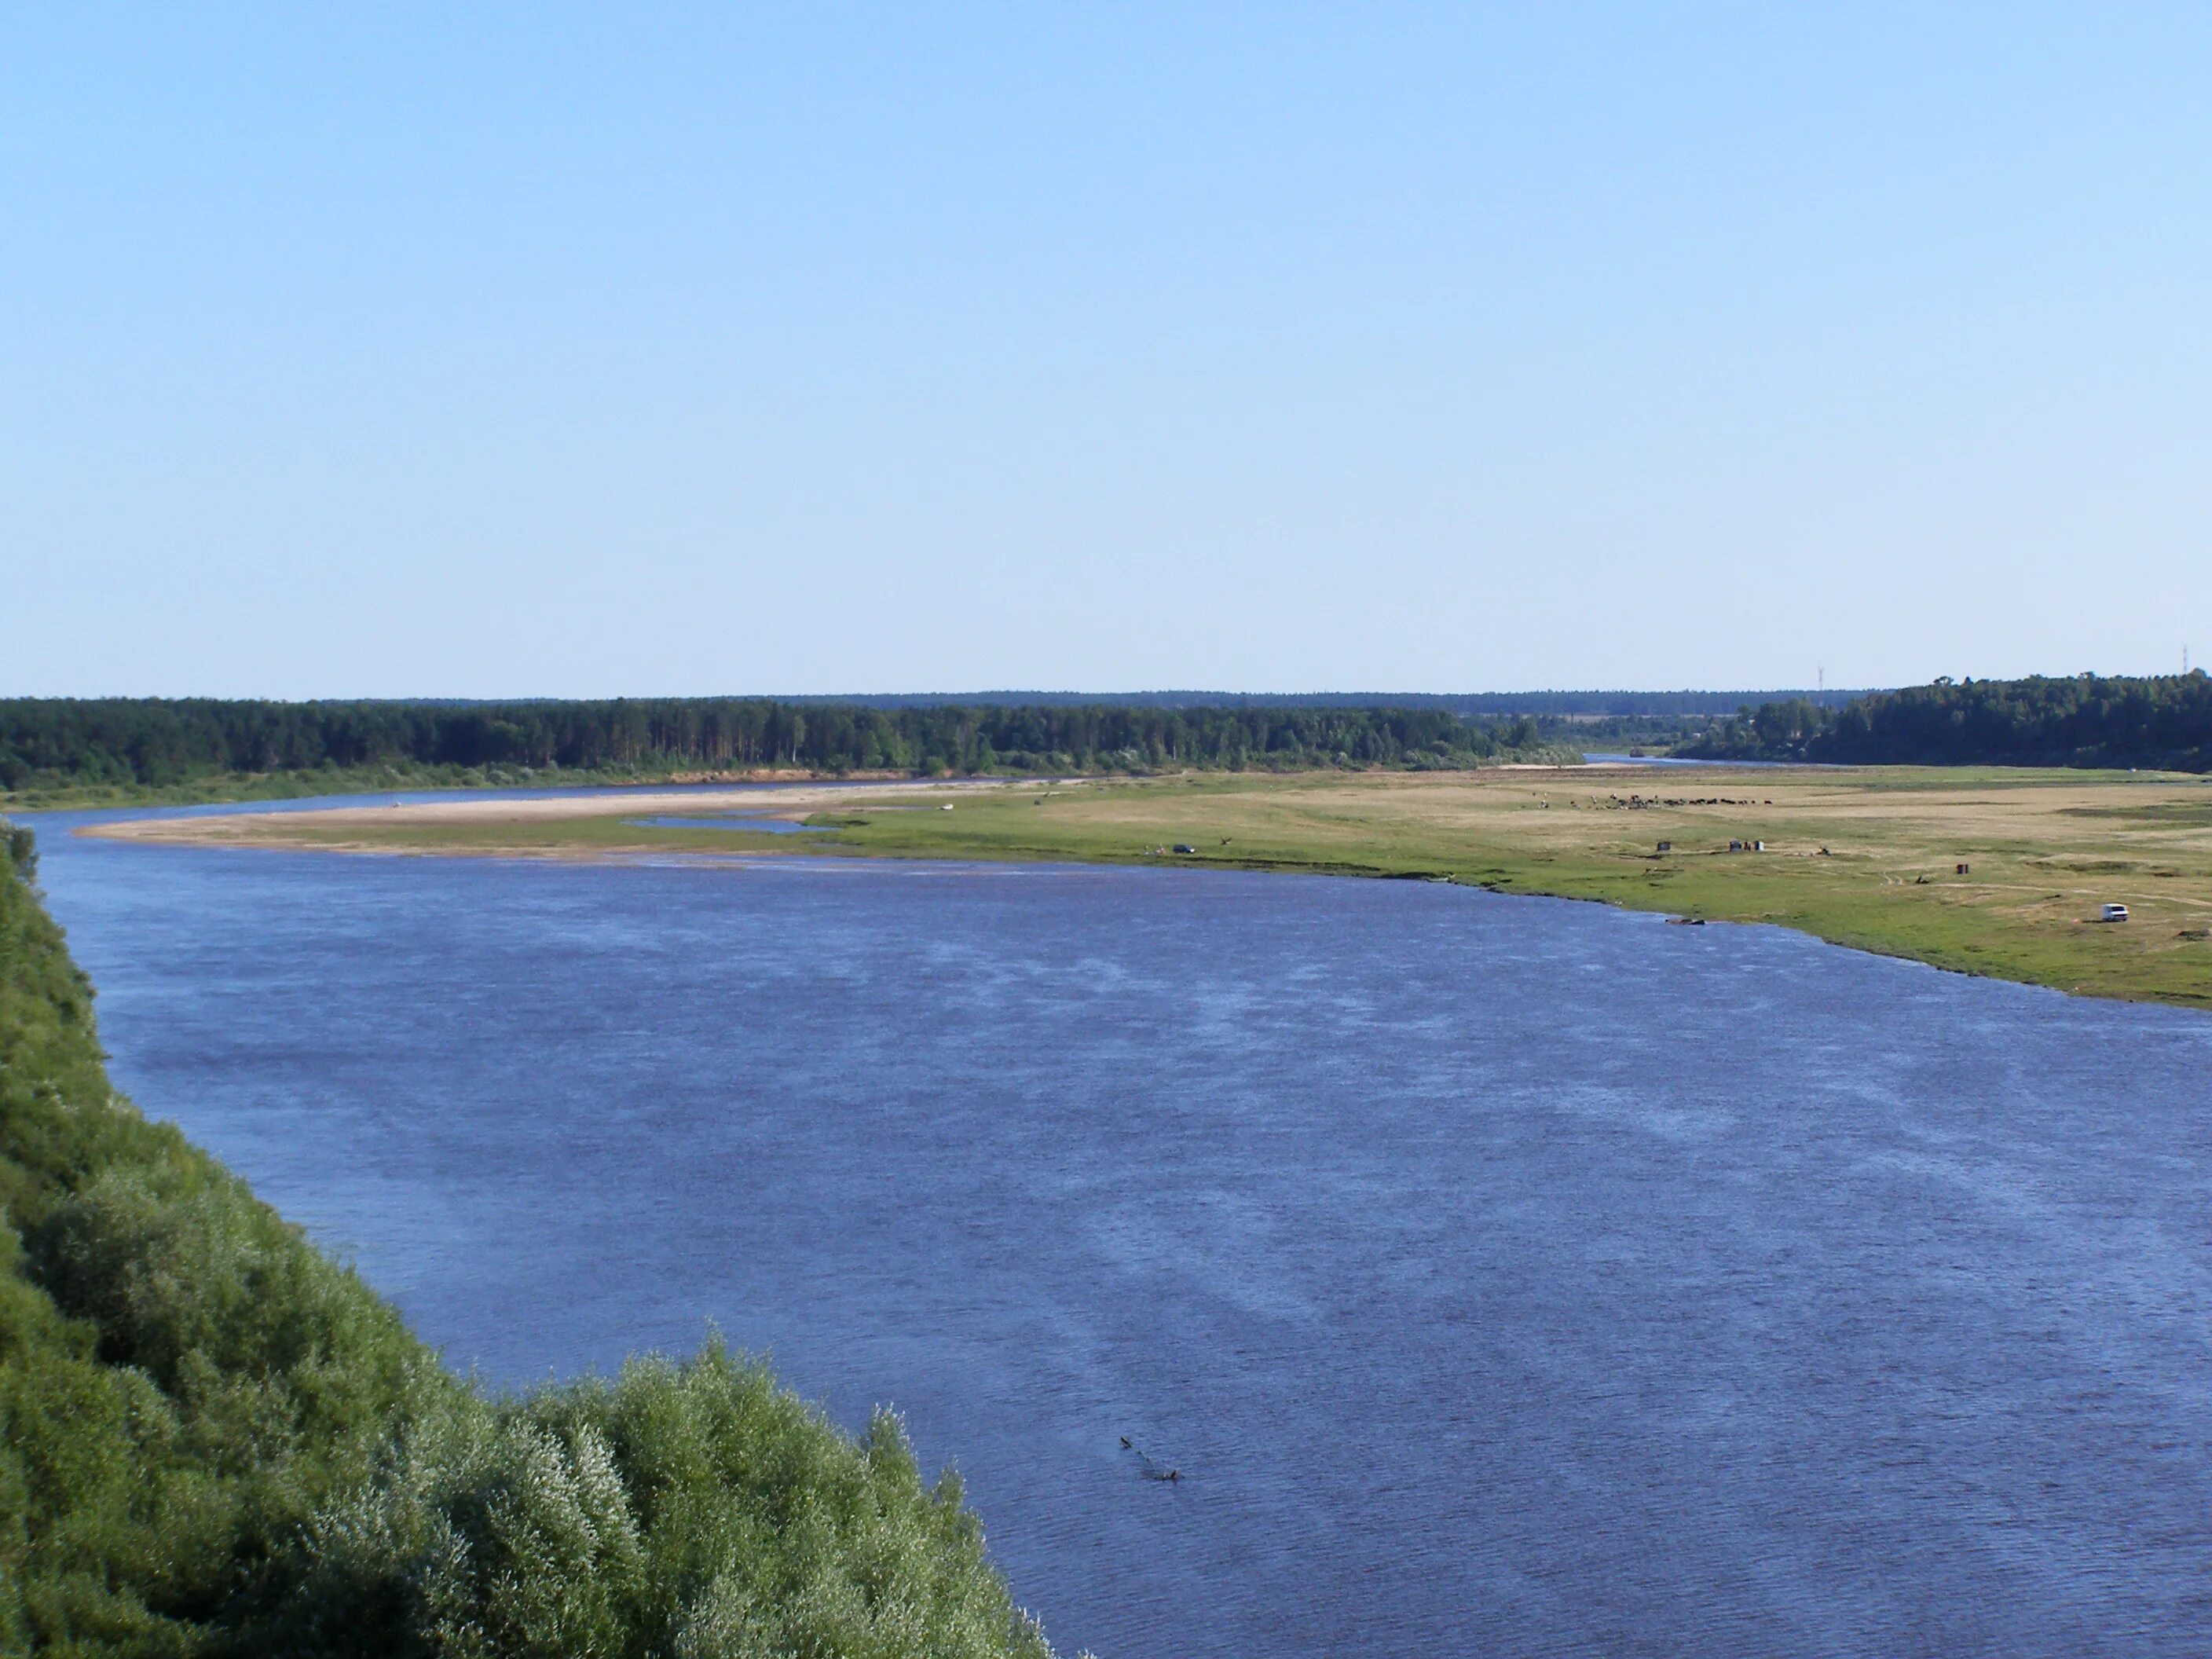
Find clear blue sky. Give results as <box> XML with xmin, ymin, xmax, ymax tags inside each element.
<box><xmin>6</xmin><ymin>4</ymin><xmax>2209</xmax><ymax>697</ymax></box>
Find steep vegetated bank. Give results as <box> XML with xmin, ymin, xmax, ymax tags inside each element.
<box><xmin>0</xmin><ymin>824</ymin><xmax>1054</xmax><ymax>1657</ymax></box>
<box><xmin>1683</xmin><ymin>672</ymin><xmax>2212</xmax><ymax>770</ymax></box>
<box><xmin>0</xmin><ymin>698</ymin><xmax>1575</xmax><ymax>805</ymax></box>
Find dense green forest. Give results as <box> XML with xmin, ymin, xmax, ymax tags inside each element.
<box><xmin>1681</xmin><ymin>672</ymin><xmax>2212</xmax><ymax>771</ymax></box>
<box><xmin>0</xmin><ymin>698</ymin><xmax>1576</xmax><ymax>801</ymax></box>
<box><xmin>0</xmin><ymin>824</ymin><xmax>1055</xmax><ymax>1657</ymax></box>
<box><xmin>780</xmin><ymin>689</ymin><xmax>1870</xmax><ymax>715</ymax></box>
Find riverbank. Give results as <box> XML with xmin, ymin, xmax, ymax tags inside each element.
<box><xmin>74</xmin><ymin>765</ymin><xmax>2212</xmax><ymax>1008</ymax></box>
<box><xmin>0</xmin><ymin>823</ymin><xmax>1057</xmax><ymax>1657</ymax></box>
<box><xmin>0</xmin><ymin>762</ymin><xmax>928</xmax><ymax>812</ymax></box>
<box><xmin>79</xmin><ymin>776</ymin><xmax>1018</xmax><ymax>850</ymax></box>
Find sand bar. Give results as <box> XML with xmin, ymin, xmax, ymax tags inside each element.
<box><xmin>82</xmin><ymin>777</ymin><xmax>1037</xmax><ymax>848</ymax></box>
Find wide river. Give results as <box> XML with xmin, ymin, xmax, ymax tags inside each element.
<box><xmin>27</xmin><ymin>789</ymin><xmax>2212</xmax><ymax>1657</ymax></box>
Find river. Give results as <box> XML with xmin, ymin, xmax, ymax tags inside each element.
<box><xmin>25</xmin><ymin>789</ymin><xmax>2212</xmax><ymax>1657</ymax></box>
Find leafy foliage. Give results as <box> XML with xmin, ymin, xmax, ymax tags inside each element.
<box><xmin>279</xmin><ymin>1353</ymin><xmax>1049</xmax><ymax>1659</ymax></box>
<box><xmin>1682</xmin><ymin>672</ymin><xmax>2212</xmax><ymax>770</ymax></box>
<box><xmin>0</xmin><ymin>824</ymin><xmax>1057</xmax><ymax>1657</ymax></box>
<box><xmin>0</xmin><ymin>698</ymin><xmax>1571</xmax><ymax>797</ymax></box>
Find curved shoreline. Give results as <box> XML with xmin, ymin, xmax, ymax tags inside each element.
<box><xmin>62</xmin><ymin>767</ymin><xmax>2212</xmax><ymax>1009</ymax></box>
<box><xmin>75</xmin><ymin>776</ymin><xmax>1026</xmax><ymax>851</ymax></box>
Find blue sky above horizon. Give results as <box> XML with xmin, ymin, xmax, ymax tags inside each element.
<box><xmin>6</xmin><ymin>4</ymin><xmax>2210</xmax><ymax>698</ymax></box>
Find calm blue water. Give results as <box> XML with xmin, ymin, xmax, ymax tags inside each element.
<box><xmin>1580</xmin><ymin>753</ymin><xmax>1835</xmax><ymax>769</ymax></box>
<box><xmin>25</xmin><ymin>797</ymin><xmax>2212</xmax><ymax>1658</ymax></box>
<box><xmin>627</xmin><ymin>814</ymin><xmax>824</xmax><ymax>834</ymax></box>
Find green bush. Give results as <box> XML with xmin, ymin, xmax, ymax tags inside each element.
<box><xmin>275</xmin><ymin>1346</ymin><xmax>1052</xmax><ymax>1659</ymax></box>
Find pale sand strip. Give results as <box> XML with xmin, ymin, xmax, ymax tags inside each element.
<box><xmin>81</xmin><ymin>778</ymin><xmax>1045</xmax><ymax>847</ymax></box>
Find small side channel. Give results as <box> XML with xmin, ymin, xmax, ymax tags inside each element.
<box><xmin>625</xmin><ymin>815</ymin><xmax>835</xmax><ymax>836</ymax></box>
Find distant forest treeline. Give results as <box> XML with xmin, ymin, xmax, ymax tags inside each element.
<box><xmin>1682</xmin><ymin>673</ymin><xmax>2212</xmax><ymax>770</ymax></box>
<box><xmin>773</xmin><ymin>688</ymin><xmax>1874</xmax><ymax>716</ymax></box>
<box><xmin>0</xmin><ymin>698</ymin><xmax>1577</xmax><ymax>794</ymax></box>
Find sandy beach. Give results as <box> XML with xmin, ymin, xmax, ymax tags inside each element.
<box><xmin>81</xmin><ymin>777</ymin><xmax>1038</xmax><ymax>848</ymax></box>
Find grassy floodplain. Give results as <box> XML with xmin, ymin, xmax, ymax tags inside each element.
<box><xmin>90</xmin><ymin>765</ymin><xmax>2212</xmax><ymax>1008</ymax></box>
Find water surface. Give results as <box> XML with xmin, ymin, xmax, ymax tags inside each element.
<box><xmin>29</xmin><ymin>801</ymin><xmax>2212</xmax><ymax>1657</ymax></box>
<box><xmin>627</xmin><ymin>814</ymin><xmax>824</xmax><ymax>834</ymax></box>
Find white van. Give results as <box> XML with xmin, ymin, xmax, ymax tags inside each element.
<box><xmin>2101</xmin><ymin>903</ymin><xmax>2130</xmax><ymax>923</ymax></box>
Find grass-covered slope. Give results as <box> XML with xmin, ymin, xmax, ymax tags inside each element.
<box><xmin>0</xmin><ymin>824</ymin><xmax>1054</xmax><ymax>1658</ymax></box>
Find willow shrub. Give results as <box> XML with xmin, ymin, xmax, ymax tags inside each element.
<box><xmin>273</xmin><ymin>1347</ymin><xmax>1054</xmax><ymax>1659</ymax></box>
<box><xmin>0</xmin><ymin>828</ymin><xmax>1060</xmax><ymax>1659</ymax></box>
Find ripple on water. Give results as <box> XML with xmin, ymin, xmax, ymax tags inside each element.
<box><xmin>30</xmin><ymin>811</ymin><xmax>2212</xmax><ymax>1659</ymax></box>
